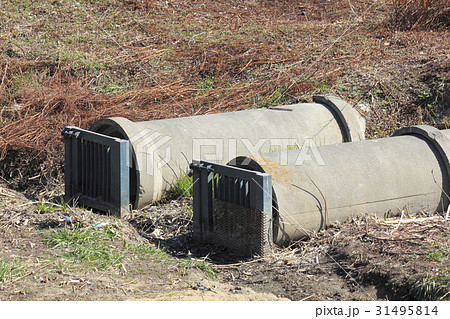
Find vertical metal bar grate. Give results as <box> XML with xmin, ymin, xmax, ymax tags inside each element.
<box><xmin>191</xmin><ymin>159</ymin><xmax>272</xmax><ymax>257</ymax></box>
<box><xmin>62</xmin><ymin>126</ymin><xmax>130</xmax><ymax>217</ymax></box>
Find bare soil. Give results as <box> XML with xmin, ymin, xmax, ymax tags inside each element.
<box><xmin>0</xmin><ymin>0</ymin><xmax>449</xmax><ymax>301</ymax></box>
<box><xmin>1</xmin><ymin>184</ymin><xmax>449</xmax><ymax>301</ymax></box>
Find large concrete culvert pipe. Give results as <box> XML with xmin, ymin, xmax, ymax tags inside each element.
<box><xmin>90</xmin><ymin>95</ymin><xmax>365</xmax><ymax>208</ymax></box>
<box><xmin>230</xmin><ymin>125</ymin><xmax>450</xmax><ymax>246</ymax></box>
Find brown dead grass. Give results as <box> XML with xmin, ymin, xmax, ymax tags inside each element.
<box><xmin>389</xmin><ymin>0</ymin><xmax>450</xmax><ymax>30</ymax></box>
<box><xmin>0</xmin><ymin>0</ymin><xmax>449</xmax><ymax>301</ymax></box>
<box><xmin>0</xmin><ymin>0</ymin><xmax>449</xmax><ymax>192</ymax></box>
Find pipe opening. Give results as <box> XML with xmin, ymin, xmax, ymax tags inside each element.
<box><xmin>228</xmin><ymin>156</ymin><xmax>280</xmax><ymax>242</ymax></box>
<box><xmin>90</xmin><ymin>123</ymin><xmax>139</xmax><ymax>210</ymax></box>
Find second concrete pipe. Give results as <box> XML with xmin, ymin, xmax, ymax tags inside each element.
<box><xmin>90</xmin><ymin>95</ymin><xmax>365</xmax><ymax>208</ymax></box>
<box><xmin>231</xmin><ymin>125</ymin><xmax>450</xmax><ymax>246</ymax></box>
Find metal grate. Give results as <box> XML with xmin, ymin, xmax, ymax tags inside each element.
<box><xmin>62</xmin><ymin>126</ymin><xmax>130</xmax><ymax>217</ymax></box>
<box><xmin>191</xmin><ymin>159</ymin><xmax>272</xmax><ymax>257</ymax></box>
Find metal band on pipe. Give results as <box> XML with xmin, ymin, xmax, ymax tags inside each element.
<box><xmin>313</xmin><ymin>94</ymin><xmax>364</xmax><ymax>142</ymax></box>
<box><xmin>393</xmin><ymin>125</ymin><xmax>450</xmax><ymax>197</ymax></box>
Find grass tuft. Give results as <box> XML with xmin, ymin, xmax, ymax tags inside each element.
<box><xmin>43</xmin><ymin>225</ymin><xmax>175</xmax><ymax>272</ymax></box>
<box><xmin>43</xmin><ymin>225</ymin><xmax>123</xmax><ymax>271</ymax></box>
<box><xmin>177</xmin><ymin>257</ymin><xmax>217</xmax><ymax>279</ymax></box>
<box><xmin>0</xmin><ymin>257</ymin><xmax>25</xmax><ymax>282</ymax></box>
<box><xmin>196</xmin><ymin>77</ymin><xmax>213</xmax><ymax>95</ymax></box>
<box><xmin>174</xmin><ymin>172</ymin><xmax>193</xmax><ymax>198</ymax></box>
<box><xmin>410</xmin><ymin>274</ymin><xmax>450</xmax><ymax>300</ymax></box>
<box><xmin>127</xmin><ymin>243</ymin><xmax>170</xmax><ymax>262</ymax></box>
<box><xmin>425</xmin><ymin>246</ymin><xmax>450</xmax><ymax>262</ymax></box>
<box><xmin>34</xmin><ymin>202</ymin><xmax>59</xmax><ymax>214</ymax></box>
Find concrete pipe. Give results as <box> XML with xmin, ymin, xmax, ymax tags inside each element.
<box><xmin>90</xmin><ymin>95</ymin><xmax>365</xmax><ymax>208</ymax></box>
<box><xmin>230</xmin><ymin>125</ymin><xmax>450</xmax><ymax>246</ymax></box>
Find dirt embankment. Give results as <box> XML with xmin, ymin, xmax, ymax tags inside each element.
<box><xmin>0</xmin><ymin>0</ymin><xmax>449</xmax><ymax>300</ymax></box>
<box><xmin>2</xmin><ymin>183</ymin><xmax>449</xmax><ymax>301</ymax></box>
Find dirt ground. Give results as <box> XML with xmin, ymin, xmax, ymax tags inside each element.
<box><xmin>1</xmin><ymin>183</ymin><xmax>449</xmax><ymax>301</ymax></box>
<box><xmin>0</xmin><ymin>0</ymin><xmax>449</xmax><ymax>301</ymax></box>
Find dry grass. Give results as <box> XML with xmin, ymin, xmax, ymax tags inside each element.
<box><xmin>390</xmin><ymin>0</ymin><xmax>450</xmax><ymax>30</ymax></box>
<box><xmin>0</xmin><ymin>1</ymin><xmax>448</xmax><ymax>301</ymax></box>
<box><xmin>0</xmin><ymin>0</ymin><xmax>449</xmax><ymax>193</ymax></box>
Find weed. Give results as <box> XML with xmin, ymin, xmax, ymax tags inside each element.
<box><xmin>34</xmin><ymin>202</ymin><xmax>59</xmax><ymax>214</ymax></box>
<box><xmin>415</xmin><ymin>86</ymin><xmax>438</xmax><ymax>119</ymax></box>
<box><xmin>410</xmin><ymin>274</ymin><xmax>450</xmax><ymax>300</ymax></box>
<box><xmin>68</xmin><ymin>243</ymin><xmax>124</xmax><ymax>270</ymax></box>
<box><xmin>44</xmin><ymin>225</ymin><xmax>117</xmax><ymax>247</ymax></box>
<box><xmin>43</xmin><ymin>226</ymin><xmax>177</xmax><ymax>272</ymax></box>
<box><xmin>12</xmin><ymin>70</ymin><xmax>33</xmax><ymax>85</ymax></box>
<box><xmin>55</xmin><ymin>50</ymin><xmax>105</xmax><ymax>71</ymax></box>
<box><xmin>43</xmin><ymin>225</ymin><xmax>123</xmax><ymax>271</ymax></box>
<box><xmin>10</xmin><ymin>70</ymin><xmax>36</xmax><ymax>93</ymax></box>
<box><xmin>0</xmin><ymin>257</ymin><xmax>25</xmax><ymax>282</ymax></box>
<box><xmin>127</xmin><ymin>243</ymin><xmax>169</xmax><ymax>262</ymax></box>
<box><xmin>418</xmin><ymin>88</ymin><xmax>433</xmax><ymax>100</ymax></box>
<box><xmin>196</xmin><ymin>77</ymin><xmax>213</xmax><ymax>95</ymax></box>
<box><xmin>174</xmin><ymin>172</ymin><xmax>193</xmax><ymax>198</ymax></box>
<box><xmin>59</xmin><ymin>196</ymin><xmax>68</xmax><ymax>212</ymax></box>
<box><xmin>425</xmin><ymin>246</ymin><xmax>450</xmax><ymax>262</ymax></box>
<box><xmin>440</xmin><ymin>116</ymin><xmax>450</xmax><ymax>129</ymax></box>
<box><xmin>177</xmin><ymin>257</ymin><xmax>217</xmax><ymax>279</ymax></box>
<box><xmin>96</xmin><ymin>84</ymin><xmax>132</xmax><ymax>95</ymax></box>
<box><xmin>311</xmin><ymin>80</ymin><xmax>334</xmax><ymax>95</ymax></box>
<box><xmin>48</xmin><ymin>258</ymin><xmax>70</xmax><ymax>274</ymax></box>
<box><xmin>248</xmin><ymin>89</ymin><xmax>289</xmax><ymax>109</ymax></box>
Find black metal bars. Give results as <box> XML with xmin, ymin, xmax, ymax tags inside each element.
<box><xmin>62</xmin><ymin>126</ymin><xmax>130</xmax><ymax>217</ymax></box>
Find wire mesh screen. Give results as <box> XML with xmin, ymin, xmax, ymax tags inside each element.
<box><xmin>207</xmin><ymin>199</ymin><xmax>267</xmax><ymax>256</ymax></box>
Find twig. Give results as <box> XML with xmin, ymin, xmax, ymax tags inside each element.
<box><xmin>212</xmin><ymin>258</ymin><xmax>265</xmax><ymax>269</ymax></box>
<box><xmin>0</xmin><ymin>63</ymin><xmax>8</xmax><ymax>90</ymax></box>
<box><xmin>366</xmin><ymin>233</ymin><xmax>424</xmax><ymax>241</ymax></box>
<box><xmin>300</xmin><ymin>294</ymin><xmax>315</xmax><ymax>301</ymax></box>
<box><xmin>381</xmin><ymin>216</ymin><xmax>443</xmax><ymax>224</ymax></box>
<box><xmin>394</xmin><ymin>209</ymin><xmax>405</xmax><ymax>230</ymax></box>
